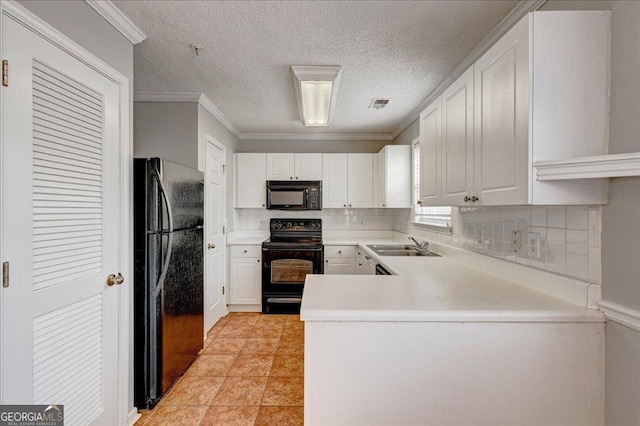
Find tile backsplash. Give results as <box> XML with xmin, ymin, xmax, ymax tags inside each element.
<box><xmin>395</xmin><ymin>206</ymin><xmax>601</xmax><ymax>284</ymax></box>
<box><xmin>235</xmin><ymin>208</ymin><xmax>397</xmax><ymax>231</ymax></box>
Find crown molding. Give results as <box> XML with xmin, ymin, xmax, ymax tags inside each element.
<box><xmin>599</xmin><ymin>300</ymin><xmax>640</xmax><ymax>332</ymax></box>
<box><xmin>239</xmin><ymin>133</ymin><xmax>393</xmax><ymax>141</ymax></box>
<box><xmin>134</xmin><ymin>92</ymin><xmax>393</xmax><ymax>141</ymax></box>
<box><xmin>85</xmin><ymin>0</ymin><xmax>146</xmax><ymax>44</ymax></box>
<box><xmin>534</xmin><ymin>153</ymin><xmax>640</xmax><ymax>180</ymax></box>
<box><xmin>391</xmin><ymin>0</ymin><xmax>548</xmax><ymax>139</ymax></box>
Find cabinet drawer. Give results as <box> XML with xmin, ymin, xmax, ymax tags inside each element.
<box><xmin>324</xmin><ymin>245</ymin><xmax>356</xmax><ymax>258</ymax></box>
<box><xmin>230</xmin><ymin>245</ymin><xmax>262</xmax><ymax>258</ymax></box>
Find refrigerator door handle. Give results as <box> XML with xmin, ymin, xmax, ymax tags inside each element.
<box><xmin>151</xmin><ymin>168</ymin><xmax>174</xmax><ymax>298</ymax></box>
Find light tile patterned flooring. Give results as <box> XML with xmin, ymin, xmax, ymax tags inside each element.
<box><xmin>136</xmin><ymin>313</ymin><xmax>304</xmax><ymax>425</ymax></box>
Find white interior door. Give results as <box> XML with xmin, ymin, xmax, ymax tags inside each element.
<box><xmin>204</xmin><ymin>137</ymin><xmax>226</xmax><ymax>332</ymax></box>
<box><xmin>1</xmin><ymin>13</ymin><xmax>123</xmax><ymax>425</ymax></box>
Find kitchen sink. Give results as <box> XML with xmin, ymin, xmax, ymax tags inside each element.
<box><xmin>366</xmin><ymin>245</ymin><xmax>441</xmax><ymax>257</ymax></box>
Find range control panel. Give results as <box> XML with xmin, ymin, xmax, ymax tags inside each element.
<box><xmin>270</xmin><ymin>219</ymin><xmax>322</xmax><ymax>231</ymax></box>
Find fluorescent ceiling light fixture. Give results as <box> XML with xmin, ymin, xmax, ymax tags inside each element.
<box><xmin>291</xmin><ymin>65</ymin><xmax>342</xmax><ymax>127</ymax></box>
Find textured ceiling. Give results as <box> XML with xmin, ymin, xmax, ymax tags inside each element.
<box><xmin>115</xmin><ymin>0</ymin><xmax>518</xmax><ymax>135</ymax></box>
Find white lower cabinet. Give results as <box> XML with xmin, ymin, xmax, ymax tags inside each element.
<box><xmin>229</xmin><ymin>245</ymin><xmax>262</xmax><ymax>305</ymax></box>
<box><xmin>356</xmin><ymin>248</ymin><xmax>376</xmax><ymax>275</ymax></box>
<box><xmin>324</xmin><ymin>245</ymin><xmax>356</xmax><ymax>275</ymax></box>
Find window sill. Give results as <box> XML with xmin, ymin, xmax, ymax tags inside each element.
<box><xmin>409</xmin><ymin>221</ymin><xmax>453</xmax><ymax>235</ymax></box>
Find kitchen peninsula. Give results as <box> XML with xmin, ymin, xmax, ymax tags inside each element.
<box><xmin>301</xmin><ymin>240</ymin><xmax>605</xmax><ymax>425</ymax></box>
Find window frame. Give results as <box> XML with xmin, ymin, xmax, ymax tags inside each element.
<box><xmin>412</xmin><ymin>137</ymin><xmax>453</xmax><ymax>234</ymax></box>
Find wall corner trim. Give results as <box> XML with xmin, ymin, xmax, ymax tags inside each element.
<box><xmin>599</xmin><ymin>300</ymin><xmax>640</xmax><ymax>332</ymax></box>
<box><xmin>390</xmin><ymin>0</ymin><xmax>547</xmax><ymax>139</ymax></box>
<box><xmin>85</xmin><ymin>0</ymin><xmax>147</xmax><ymax>44</ymax></box>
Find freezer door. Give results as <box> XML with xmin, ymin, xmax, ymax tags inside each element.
<box><xmin>156</xmin><ymin>159</ymin><xmax>204</xmax><ymax>230</ymax></box>
<box><xmin>160</xmin><ymin>227</ymin><xmax>204</xmax><ymax>394</ymax></box>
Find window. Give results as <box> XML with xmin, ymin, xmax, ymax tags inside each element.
<box><xmin>412</xmin><ymin>139</ymin><xmax>452</xmax><ymax>231</ymax></box>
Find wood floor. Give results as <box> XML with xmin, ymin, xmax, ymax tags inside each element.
<box><xmin>136</xmin><ymin>313</ymin><xmax>304</xmax><ymax>425</ymax></box>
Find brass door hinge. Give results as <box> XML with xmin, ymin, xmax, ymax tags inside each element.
<box><xmin>2</xmin><ymin>262</ymin><xmax>9</xmax><ymax>287</ymax></box>
<box><xmin>2</xmin><ymin>60</ymin><xmax>8</xmax><ymax>87</ymax></box>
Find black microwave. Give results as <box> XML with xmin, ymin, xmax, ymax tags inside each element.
<box><xmin>266</xmin><ymin>181</ymin><xmax>322</xmax><ymax>210</ymax></box>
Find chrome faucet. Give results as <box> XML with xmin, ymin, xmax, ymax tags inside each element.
<box><xmin>409</xmin><ymin>236</ymin><xmax>429</xmax><ymax>251</ymax></box>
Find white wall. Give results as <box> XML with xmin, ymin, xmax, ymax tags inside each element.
<box><xmin>392</xmin><ymin>118</ymin><xmax>419</xmax><ymax>146</ymax></box>
<box><xmin>134</xmin><ymin>102</ymin><xmax>199</xmax><ymax>169</ymax></box>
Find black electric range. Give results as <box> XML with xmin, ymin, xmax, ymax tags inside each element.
<box><xmin>261</xmin><ymin>219</ymin><xmax>323</xmax><ymax>314</ymax></box>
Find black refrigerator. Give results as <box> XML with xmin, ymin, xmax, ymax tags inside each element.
<box><xmin>133</xmin><ymin>158</ymin><xmax>204</xmax><ymax>409</ymax></box>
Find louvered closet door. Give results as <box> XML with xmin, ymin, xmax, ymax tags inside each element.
<box><xmin>1</xmin><ymin>15</ymin><xmax>121</xmax><ymax>425</ymax></box>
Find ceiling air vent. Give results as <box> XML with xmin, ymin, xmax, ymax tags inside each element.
<box><xmin>369</xmin><ymin>98</ymin><xmax>390</xmax><ymax>110</ymax></box>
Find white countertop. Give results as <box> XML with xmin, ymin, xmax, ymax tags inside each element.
<box><xmin>226</xmin><ymin>231</ymin><xmax>268</xmax><ymax>245</ymax></box>
<box><xmin>301</xmin><ymin>238</ymin><xmax>604</xmax><ymax>323</ymax></box>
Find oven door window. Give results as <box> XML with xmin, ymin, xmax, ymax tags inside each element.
<box><xmin>270</xmin><ymin>259</ymin><xmax>313</xmax><ymax>284</ymax></box>
<box><xmin>271</xmin><ymin>190</ymin><xmax>304</xmax><ymax>206</ymax></box>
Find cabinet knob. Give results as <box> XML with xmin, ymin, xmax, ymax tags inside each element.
<box><xmin>382</xmin><ymin>204</ymin><xmax>386</xmax><ymax>207</ymax></box>
<box><xmin>349</xmin><ymin>204</ymin><xmax>352</xmax><ymax>207</ymax></box>
<box><xmin>325</xmin><ymin>260</ymin><xmax>329</xmax><ymax>263</ymax></box>
<box><xmin>471</xmin><ymin>196</ymin><xmax>479</xmax><ymax>202</ymax></box>
<box><xmin>338</xmin><ymin>251</ymin><xmax>342</xmax><ymax>254</ymax></box>
<box><xmin>358</xmin><ymin>263</ymin><xmax>362</xmax><ymax>266</ymax></box>
<box><xmin>364</xmin><ymin>256</ymin><xmax>370</xmax><ymax>260</ymax></box>
<box><xmin>464</xmin><ymin>196</ymin><xmax>470</xmax><ymax>202</ymax></box>
<box><xmin>257</xmin><ymin>259</ymin><xmax>260</xmax><ymax>263</ymax></box>
<box><xmin>243</xmin><ymin>250</ymin><xmax>247</xmax><ymax>253</ymax></box>
<box><xmin>295</xmin><ymin>176</ymin><xmax>299</xmax><ymax>180</ymax></box>
<box><xmin>208</xmin><ymin>243</ymin><xmax>216</xmax><ymax>249</ymax></box>
<box><xmin>290</xmin><ymin>176</ymin><xmax>293</xmax><ymax>180</ymax></box>
<box><xmin>417</xmin><ymin>200</ymin><xmax>422</xmax><ymax>205</ymax></box>
<box><xmin>343</xmin><ymin>204</ymin><xmax>347</xmax><ymax>207</ymax></box>
<box><xmin>262</xmin><ymin>203</ymin><xmax>265</xmax><ymax>207</ymax></box>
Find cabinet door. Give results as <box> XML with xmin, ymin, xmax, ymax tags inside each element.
<box><xmin>474</xmin><ymin>16</ymin><xmax>529</xmax><ymax>205</ymax></box>
<box><xmin>295</xmin><ymin>153</ymin><xmax>323</xmax><ymax>180</ymax></box>
<box><xmin>375</xmin><ymin>149</ymin><xmax>387</xmax><ymax>207</ymax></box>
<box><xmin>324</xmin><ymin>258</ymin><xmax>356</xmax><ymax>274</ymax></box>
<box><xmin>356</xmin><ymin>250</ymin><xmax>367</xmax><ymax>275</ymax></box>
<box><xmin>322</xmin><ymin>154</ymin><xmax>348</xmax><ymax>208</ymax></box>
<box><xmin>347</xmin><ymin>154</ymin><xmax>374</xmax><ymax>208</ymax></box>
<box><xmin>236</xmin><ymin>153</ymin><xmax>266</xmax><ymax>208</ymax></box>
<box><xmin>366</xmin><ymin>258</ymin><xmax>377</xmax><ymax>275</ymax></box>
<box><xmin>267</xmin><ymin>153</ymin><xmax>295</xmax><ymax>180</ymax></box>
<box><xmin>442</xmin><ymin>67</ymin><xmax>474</xmax><ymax>205</ymax></box>
<box><xmin>229</xmin><ymin>257</ymin><xmax>261</xmax><ymax>304</ymax></box>
<box><xmin>419</xmin><ymin>98</ymin><xmax>442</xmax><ymax>206</ymax></box>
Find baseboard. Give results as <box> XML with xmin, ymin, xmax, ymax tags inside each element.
<box><xmin>128</xmin><ymin>408</ymin><xmax>141</xmax><ymax>426</ymax></box>
<box><xmin>228</xmin><ymin>304</ymin><xmax>261</xmax><ymax>313</ymax></box>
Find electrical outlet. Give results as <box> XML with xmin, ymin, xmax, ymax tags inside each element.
<box><xmin>527</xmin><ymin>232</ymin><xmax>541</xmax><ymax>258</ymax></box>
<box><xmin>511</xmin><ymin>231</ymin><xmax>523</xmax><ymax>255</ymax></box>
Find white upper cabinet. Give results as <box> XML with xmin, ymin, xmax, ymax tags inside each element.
<box><xmin>442</xmin><ymin>67</ymin><xmax>474</xmax><ymax>205</ymax></box>
<box><xmin>235</xmin><ymin>153</ymin><xmax>266</xmax><ymax>208</ymax></box>
<box><xmin>266</xmin><ymin>153</ymin><xmax>295</xmax><ymax>180</ymax></box>
<box><xmin>267</xmin><ymin>153</ymin><xmax>322</xmax><ymax>180</ymax></box>
<box><xmin>419</xmin><ymin>11</ymin><xmax>610</xmax><ymax>206</ymax></box>
<box><xmin>347</xmin><ymin>154</ymin><xmax>374</xmax><ymax>208</ymax></box>
<box><xmin>419</xmin><ymin>98</ymin><xmax>442</xmax><ymax>206</ymax></box>
<box><xmin>295</xmin><ymin>153</ymin><xmax>323</xmax><ymax>180</ymax></box>
<box><xmin>322</xmin><ymin>154</ymin><xmax>349</xmax><ymax>208</ymax></box>
<box><xmin>375</xmin><ymin>145</ymin><xmax>412</xmax><ymax>208</ymax></box>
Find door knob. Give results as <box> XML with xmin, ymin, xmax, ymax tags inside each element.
<box><xmin>208</xmin><ymin>243</ymin><xmax>216</xmax><ymax>249</ymax></box>
<box><xmin>107</xmin><ymin>273</ymin><xmax>124</xmax><ymax>287</ymax></box>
